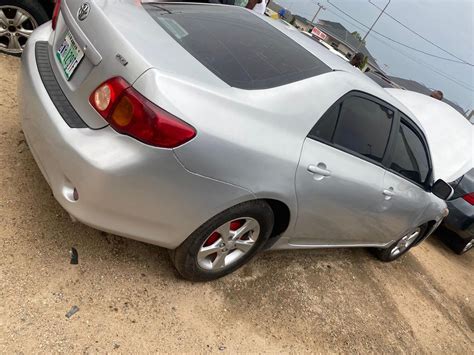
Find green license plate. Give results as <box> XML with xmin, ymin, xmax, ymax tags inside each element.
<box><xmin>56</xmin><ymin>31</ymin><xmax>84</xmax><ymax>80</ymax></box>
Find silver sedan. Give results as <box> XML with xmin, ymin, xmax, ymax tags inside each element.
<box><xmin>19</xmin><ymin>1</ymin><xmax>454</xmax><ymax>281</ymax></box>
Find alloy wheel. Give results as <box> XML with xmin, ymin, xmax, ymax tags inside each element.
<box><xmin>390</xmin><ymin>228</ymin><xmax>421</xmax><ymax>258</ymax></box>
<box><xmin>197</xmin><ymin>217</ymin><xmax>261</xmax><ymax>271</ymax></box>
<box><xmin>0</xmin><ymin>6</ymin><xmax>38</xmax><ymax>55</ymax></box>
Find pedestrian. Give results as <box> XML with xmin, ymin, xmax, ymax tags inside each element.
<box><xmin>234</xmin><ymin>0</ymin><xmax>268</xmax><ymax>14</ymax></box>
<box><xmin>430</xmin><ymin>90</ymin><xmax>443</xmax><ymax>100</ymax></box>
<box><xmin>250</xmin><ymin>0</ymin><xmax>268</xmax><ymax>14</ymax></box>
<box><xmin>350</xmin><ymin>52</ymin><xmax>364</xmax><ymax>69</ymax></box>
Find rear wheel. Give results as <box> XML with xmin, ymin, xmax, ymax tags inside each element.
<box><xmin>448</xmin><ymin>236</ymin><xmax>473</xmax><ymax>255</ymax></box>
<box><xmin>459</xmin><ymin>239</ymin><xmax>473</xmax><ymax>254</ymax></box>
<box><xmin>0</xmin><ymin>0</ymin><xmax>49</xmax><ymax>56</ymax></box>
<box><xmin>171</xmin><ymin>200</ymin><xmax>274</xmax><ymax>282</ymax></box>
<box><xmin>373</xmin><ymin>225</ymin><xmax>427</xmax><ymax>262</ymax></box>
<box><xmin>437</xmin><ymin>227</ymin><xmax>473</xmax><ymax>255</ymax></box>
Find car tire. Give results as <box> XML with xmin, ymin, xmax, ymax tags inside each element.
<box><xmin>171</xmin><ymin>200</ymin><xmax>274</xmax><ymax>282</ymax></box>
<box><xmin>0</xmin><ymin>0</ymin><xmax>50</xmax><ymax>56</ymax></box>
<box><xmin>373</xmin><ymin>224</ymin><xmax>427</xmax><ymax>262</ymax></box>
<box><xmin>437</xmin><ymin>227</ymin><xmax>473</xmax><ymax>255</ymax></box>
<box><xmin>448</xmin><ymin>236</ymin><xmax>473</xmax><ymax>255</ymax></box>
<box><xmin>457</xmin><ymin>238</ymin><xmax>473</xmax><ymax>255</ymax></box>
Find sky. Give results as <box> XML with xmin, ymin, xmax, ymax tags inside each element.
<box><xmin>274</xmin><ymin>0</ymin><xmax>474</xmax><ymax>112</ymax></box>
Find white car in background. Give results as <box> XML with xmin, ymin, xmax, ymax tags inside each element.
<box><xmin>301</xmin><ymin>32</ymin><xmax>349</xmax><ymax>62</ymax></box>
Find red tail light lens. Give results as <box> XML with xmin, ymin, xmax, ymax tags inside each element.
<box><xmin>463</xmin><ymin>192</ymin><xmax>474</xmax><ymax>205</ymax></box>
<box><xmin>90</xmin><ymin>77</ymin><xmax>196</xmax><ymax>148</ymax></box>
<box><xmin>52</xmin><ymin>0</ymin><xmax>62</xmax><ymax>30</ymax></box>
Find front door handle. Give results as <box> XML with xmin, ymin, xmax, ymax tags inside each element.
<box><xmin>383</xmin><ymin>188</ymin><xmax>396</xmax><ymax>199</ymax></box>
<box><xmin>307</xmin><ymin>164</ymin><xmax>331</xmax><ymax>177</ymax></box>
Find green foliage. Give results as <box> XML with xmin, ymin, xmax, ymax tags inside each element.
<box><xmin>351</xmin><ymin>31</ymin><xmax>366</xmax><ymax>45</ymax></box>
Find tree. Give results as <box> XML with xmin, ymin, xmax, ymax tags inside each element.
<box><xmin>351</xmin><ymin>31</ymin><xmax>366</xmax><ymax>46</ymax></box>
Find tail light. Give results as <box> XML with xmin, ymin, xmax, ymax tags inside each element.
<box><xmin>90</xmin><ymin>77</ymin><xmax>196</xmax><ymax>148</ymax></box>
<box><xmin>462</xmin><ymin>192</ymin><xmax>474</xmax><ymax>205</ymax></box>
<box><xmin>52</xmin><ymin>0</ymin><xmax>62</xmax><ymax>30</ymax></box>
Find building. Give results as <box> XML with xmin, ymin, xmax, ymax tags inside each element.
<box><xmin>291</xmin><ymin>15</ymin><xmax>314</xmax><ymax>32</ymax></box>
<box><xmin>266</xmin><ymin>1</ymin><xmax>294</xmax><ymax>23</ymax></box>
<box><xmin>312</xmin><ymin>20</ymin><xmax>381</xmax><ymax>72</ymax></box>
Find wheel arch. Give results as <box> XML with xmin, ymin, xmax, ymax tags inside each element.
<box><xmin>263</xmin><ymin>198</ymin><xmax>291</xmax><ymax>239</ymax></box>
<box><xmin>413</xmin><ymin>220</ymin><xmax>438</xmax><ymax>246</ymax></box>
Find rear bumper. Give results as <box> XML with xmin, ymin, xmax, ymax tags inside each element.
<box><xmin>19</xmin><ymin>26</ymin><xmax>253</xmax><ymax>249</ymax></box>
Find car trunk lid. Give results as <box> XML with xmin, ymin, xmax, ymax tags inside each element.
<box><xmin>47</xmin><ymin>0</ymin><xmax>153</xmax><ymax>128</ymax></box>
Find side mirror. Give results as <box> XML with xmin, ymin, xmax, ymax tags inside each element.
<box><xmin>431</xmin><ymin>179</ymin><xmax>454</xmax><ymax>200</ymax></box>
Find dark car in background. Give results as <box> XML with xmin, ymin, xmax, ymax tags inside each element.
<box><xmin>441</xmin><ymin>169</ymin><xmax>474</xmax><ymax>254</ymax></box>
<box><xmin>0</xmin><ymin>1</ymin><xmax>55</xmax><ymax>55</ymax></box>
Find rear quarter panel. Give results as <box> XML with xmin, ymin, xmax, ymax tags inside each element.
<box><xmin>132</xmin><ymin>70</ymin><xmax>394</xmax><ymax>237</ymax></box>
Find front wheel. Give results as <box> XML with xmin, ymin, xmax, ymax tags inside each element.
<box><xmin>373</xmin><ymin>225</ymin><xmax>427</xmax><ymax>262</ymax></box>
<box><xmin>171</xmin><ymin>200</ymin><xmax>274</xmax><ymax>282</ymax></box>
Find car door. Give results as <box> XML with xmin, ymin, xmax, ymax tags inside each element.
<box><xmin>293</xmin><ymin>93</ymin><xmax>396</xmax><ymax>246</ymax></box>
<box><xmin>377</xmin><ymin>116</ymin><xmax>433</xmax><ymax>242</ymax></box>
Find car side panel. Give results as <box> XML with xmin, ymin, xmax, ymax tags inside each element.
<box><xmin>293</xmin><ymin>138</ymin><xmax>387</xmax><ymax>245</ymax></box>
<box><xmin>378</xmin><ymin>170</ymin><xmax>436</xmax><ymax>243</ymax></box>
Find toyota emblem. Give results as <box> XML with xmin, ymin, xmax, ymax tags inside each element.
<box><xmin>77</xmin><ymin>2</ymin><xmax>91</xmax><ymax>21</ymax></box>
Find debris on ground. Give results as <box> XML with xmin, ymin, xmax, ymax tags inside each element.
<box><xmin>65</xmin><ymin>306</ymin><xmax>80</xmax><ymax>319</ymax></box>
<box><xmin>69</xmin><ymin>247</ymin><xmax>78</xmax><ymax>265</ymax></box>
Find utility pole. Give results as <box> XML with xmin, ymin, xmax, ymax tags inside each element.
<box><xmin>311</xmin><ymin>2</ymin><xmax>326</xmax><ymax>24</ymax></box>
<box><xmin>362</xmin><ymin>0</ymin><xmax>391</xmax><ymax>42</ymax></box>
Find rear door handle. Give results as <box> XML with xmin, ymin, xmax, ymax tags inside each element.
<box><xmin>307</xmin><ymin>164</ymin><xmax>331</xmax><ymax>177</ymax></box>
<box><xmin>383</xmin><ymin>188</ymin><xmax>396</xmax><ymax>199</ymax></box>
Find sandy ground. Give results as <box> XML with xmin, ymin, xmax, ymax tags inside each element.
<box><xmin>0</xmin><ymin>54</ymin><xmax>472</xmax><ymax>353</ymax></box>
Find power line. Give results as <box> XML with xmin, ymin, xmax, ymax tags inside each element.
<box><xmin>368</xmin><ymin>0</ymin><xmax>473</xmax><ymax>66</ymax></box>
<box><xmin>326</xmin><ymin>0</ymin><xmax>472</xmax><ymax>66</ymax></box>
<box><xmin>372</xmin><ymin>33</ymin><xmax>474</xmax><ymax>92</ymax></box>
<box><xmin>323</xmin><ymin>7</ymin><xmax>474</xmax><ymax>92</ymax></box>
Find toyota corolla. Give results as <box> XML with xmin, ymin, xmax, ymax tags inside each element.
<box><xmin>19</xmin><ymin>1</ymin><xmax>458</xmax><ymax>281</ymax></box>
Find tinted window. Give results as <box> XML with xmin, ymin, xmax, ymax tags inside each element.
<box><xmin>390</xmin><ymin>121</ymin><xmax>430</xmax><ymax>185</ymax></box>
<box><xmin>309</xmin><ymin>103</ymin><xmax>341</xmax><ymax>141</ymax></box>
<box><xmin>333</xmin><ymin>96</ymin><xmax>393</xmax><ymax>162</ymax></box>
<box><xmin>143</xmin><ymin>4</ymin><xmax>331</xmax><ymax>90</ymax></box>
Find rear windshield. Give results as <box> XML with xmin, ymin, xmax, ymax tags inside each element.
<box><xmin>143</xmin><ymin>4</ymin><xmax>331</xmax><ymax>90</ymax></box>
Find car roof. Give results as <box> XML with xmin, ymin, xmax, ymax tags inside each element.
<box><xmin>110</xmin><ymin>2</ymin><xmax>424</xmax><ymax>131</ymax></box>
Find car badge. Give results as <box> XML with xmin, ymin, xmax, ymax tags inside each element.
<box><xmin>77</xmin><ymin>2</ymin><xmax>91</xmax><ymax>21</ymax></box>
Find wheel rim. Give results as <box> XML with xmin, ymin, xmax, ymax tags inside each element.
<box><xmin>462</xmin><ymin>240</ymin><xmax>473</xmax><ymax>253</ymax></box>
<box><xmin>390</xmin><ymin>228</ymin><xmax>420</xmax><ymax>258</ymax></box>
<box><xmin>197</xmin><ymin>217</ymin><xmax>260</xmax><ymax>271</ymax></box>
<box><xmin>0</xmin><ymin>6</ymin><xmax>38</xmax><ymax>54</ymax></box>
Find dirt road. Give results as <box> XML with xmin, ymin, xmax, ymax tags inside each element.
<box><xmin>0</xmin><ymin>54</ymin><xmax>472</xmax><ymax>353</ymax></box>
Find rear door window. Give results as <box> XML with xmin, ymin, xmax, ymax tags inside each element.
<box><xmin>143</xmin><ymin>4</ymin><xmax>331</xmax><ymax>90</ymax></box>
<box><xmin>309</xmin><ymin>103</ymin><xmax>341</xmax><ymax>142</ymax></box>
<box><xmin>389</xmin><ymin>120</ymin><xmax>430</xmax><ymax>185</ymax></box>
<box><xmin>332</xmin><ymin>96</ymin><xmax>394</xmax><ymax>163</ymax></box>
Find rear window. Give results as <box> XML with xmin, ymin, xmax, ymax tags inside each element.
<box><xmin>143</xmin><ymin>4</ymin><xmax>331</xmax><ymax>90</ymax></box>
